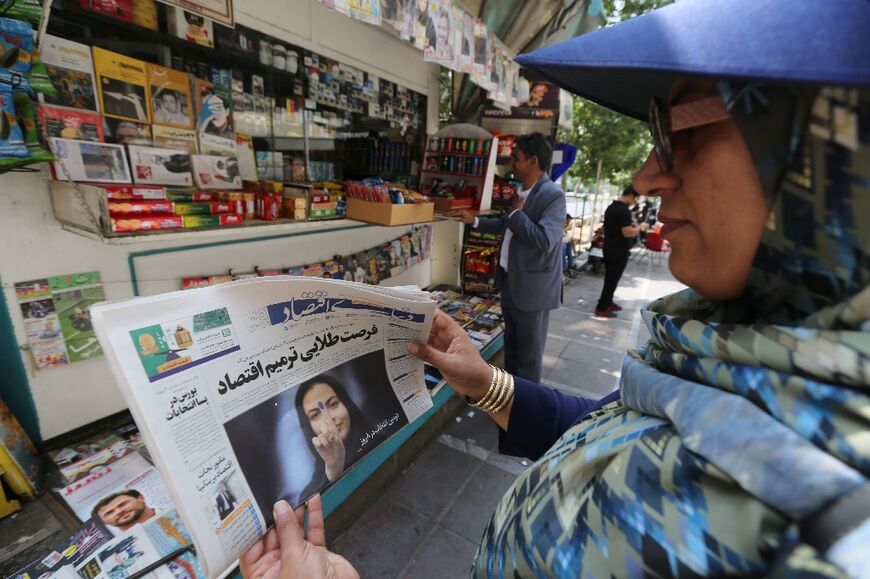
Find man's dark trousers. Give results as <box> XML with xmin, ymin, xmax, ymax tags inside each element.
<box><xmin>597</xmin><ymin>250</ymin><xmax>629</xmax><ymax>310</ymax></box>
<box><xmin>500</xmin><ymin>268</ymin><xmax>550</xmax><ymax>383</ymax></box>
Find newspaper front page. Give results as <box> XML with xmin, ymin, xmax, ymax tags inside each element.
<box><xmin>91</xmin><ymin>278</ymin><xmax>437</xmax><ymax>578</ymax></box>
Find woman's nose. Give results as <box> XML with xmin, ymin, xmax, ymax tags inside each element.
<box><xmin>633</xmin><ymin>147</ymin><xmax>681</xmax><ymax>198</ymax></box>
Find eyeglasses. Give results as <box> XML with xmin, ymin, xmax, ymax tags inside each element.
<box><xmin>648</xmin><ymin>95</ymin><xmax>731</xmax><ymax>173</ymax></box>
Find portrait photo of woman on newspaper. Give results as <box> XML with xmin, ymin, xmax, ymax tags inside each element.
<box><xmin>224</xmin><ymin>349</ymin><xmax>409</xmax><ymax>518</ymax></box>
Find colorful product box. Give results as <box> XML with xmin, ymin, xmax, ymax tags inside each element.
<box><xmin>165</xmin><ymin>190</ymin><xmax>216</xmax><ymax>202</ymax></box>
<box><xmin>174</xmin><ymin>202</ymin><xmax>233</xmax><ymax>215</ymax></box>
<box><xmin>37</xmin><ymin>105</ymin><xmax>105</xmax><ymax>142</ymax></box>
<box><xmin>286</xmin><ymin>208</ymin><xmax>306</xmax><ymax>221</ymax></box>
<box><xmin>100</xmin><ymin>185</ymin><xmax>166</xmax><ymax>200</ymax></box>
<box><xmin>167</xmin><ymin>7</ymin><xmax>214</xmax><ymax>48</ymax></box>
<box><xmin>310</xmin><ymin>208</ymin><xmax>337</xmax><ymax>218</ymax></box>
<box><xmin>311</xmin><ymin>202</ymin><xmax>338</xmax><ymax>211</ymax></box>
<box><xmin>108</xmin><ymin>200</ymin><xmax>174</xmax><ymax>216</ymax></box>
<box><xmin>191</xmin><ymin>154</ymin><xmax>242</xmax><ymax>190</ymax></box>
<box><xmin>111</xmin><ymin>215</ymin><xmax>183</xmax><ymax>232</ymax></box>
<box><xmin>283</xmin><ymin>195</ymin><xmax>307</xmax><ymax>210</ymax></box>
<box><xmin>311</xmin><ymin>194</ymin><xmax>331</xmax><ymax>203</ymax></box>
<box><xmin>182</xmin><ymin>214</ymin><xmax>244</xmax><ymax>228</ymax></box>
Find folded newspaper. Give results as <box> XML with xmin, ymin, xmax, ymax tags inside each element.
<box><xmin>91</xmin><ymin>278</ymin><xmax>437</xmax><ymax>578</ymax></box>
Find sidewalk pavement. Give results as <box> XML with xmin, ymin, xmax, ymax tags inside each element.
<box><xmin>330</xmin><ymin>252</ymin><xmax>686</xmax><ymax>578</ymax></box>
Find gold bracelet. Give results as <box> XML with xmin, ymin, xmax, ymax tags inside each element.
<box><xmin>484</xmin><ymin>368</ymin><xmax>508</xmax><ymax>413</ymax></box>
<box><xmin>468</xmin><ymin>365</ymin><xmax>500</xmax><ymax>410</ymax></box>
<box><xmin>486</xmin><ymin>371</ymin><xmax>515</xmax><ymax>414</ymax></box>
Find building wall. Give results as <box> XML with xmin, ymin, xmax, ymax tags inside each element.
<box><xmin>0</xmin><ymin>1</ymin><xmax>442</xmax><ymax>441</ymax></box>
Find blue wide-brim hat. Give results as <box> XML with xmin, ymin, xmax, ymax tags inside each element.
<box><xmin>515</xmin><ymin>0</ymin><xmax>870</xmax><ymax>121</ymax></box>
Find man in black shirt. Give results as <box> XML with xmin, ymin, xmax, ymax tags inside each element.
<box><xmin>595</xmin><ymin>186</ymin><xmax>644</xmax><ymax>317</ymax></box>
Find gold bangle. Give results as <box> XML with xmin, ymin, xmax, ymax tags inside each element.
<box><xmin>468</xmin><ymin>365</ymin><xmax>500</xmax><ymax>410</ymax></box>
<box><xmin>487</xmin><ymin>371</ymin><xmax>515</xmax><ymax>414</ymax></box>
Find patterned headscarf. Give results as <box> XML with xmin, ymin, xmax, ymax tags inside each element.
<box><xmin>473</xmin><ymin>87</ymin><xmax>870</xmax><ymax>577</ymax></box>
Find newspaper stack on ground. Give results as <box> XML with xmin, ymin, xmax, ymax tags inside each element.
<box><xmin>91</xmin><ymin>278</ymin><xmax>437</xmax><ymax>578</ymax></box>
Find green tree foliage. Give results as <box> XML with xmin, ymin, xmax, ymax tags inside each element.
<box><xmin>561</xmin><ymin>0</ymin><xmax>673</xmax><ymax>188</ymax></box>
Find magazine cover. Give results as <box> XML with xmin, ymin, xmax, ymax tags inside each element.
<box><xmin>51</xmin><ymin>138</ymin><xmax>131</xmax><ymax>183</ymax></box>
<box><xmin>193</xmin><ymin>79</ymin><xmax>234</xmax><ymax>155</ymax></box>
<box><xmin>128</xmin><ymin>145</ymin><xmax>193</xmax><ymax>186</ymax></box>
<box><xmin>49</xmin><ymin>433</ymin><xmax>135</xmax><ymax>484</ymax></box>
<box><xmin>167</xmin><ymin>6</ymin><xmax>215</xmax><ymax>48</ymax></box>
<box><xmin>191</xmin><ymin>154</ymin><xmax>241</xmax><ymax>189</ymax></box>
<box><xmin>147</xmin><ymin>63</ymin><xmax>193</xmax><ymax>129</ymax></box>
<box><xmin>104</xmin><ymin>118</ymin><xmax>153</xmax><ymax>146</ymax></box>
<box><xmin>40</xmin><ymin>34</ymin><xmax>100</xmax><ymax>112</ymax></box>
<box><xmin>8</xmin><ymin>518</ymin><xmax>113</xmax><ymax>579</ymax></box>
<box><xmin>93</xmin><ymin>47</ymin><xmax>150</xmax><ymax>124</ymax></box>
<box><xmin>37</xmin><ymin>105</ymin><xmax>105</xmax><ymax>142</ymax></box>
<box><xmin>153</xmin><ymin>125</ymin><xmax>198</xmax><ymax>153</ymax></box>
<box><xmin>234</xmin><ymin>133</ymin><xmax>258</xmax><ymax>182</ymax></box>
<box><xmin>79</xmin><ymin>0</ymin><xmax>134</xmax><ymax>22</ymax></box>
<box><xmin>90</xmin><ymin>278</ymin><xmax>437</xmax><ymax>578</ymax></box>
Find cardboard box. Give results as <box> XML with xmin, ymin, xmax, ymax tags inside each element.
<box><xmin>182</xmin><ymin>214</ymin><xmax>244</xmax><ymax>228</ymax></box>
<box><xmin>100</xmin><ymin>185</ymin><xmax>166</xmax><ymax>200</ymax></box>
<box><xmin>108</xmin><ymin>200</ymin><xmax>174</xmax><ymax>216</ymax></box>
<box><xmin>174</xmin><ymin>202</ymin><xmax>233</xmax><ymax>215</ymax></box>
<box><xmin>111</xmin><ymin>215</ymin><xmax>183</xmax><ymax>232</ymax></box>
<box><xmin>346</xmin><ymin>198</ymin><xmax>434</xmax><ymax>226</ymax></box>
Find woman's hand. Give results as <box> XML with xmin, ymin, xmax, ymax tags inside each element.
<box><xmin>408</xmin><ymin>310</ymin><xmax>493</xmax><ymax>401</ymax></box>
<box><xmin>312</xmin><ymin>423</ymin><xmax>346</xmax><ymax>482</ymax></box>
<box><xmin>240</xmin><ymin>494</ymin><xmax>359</xmax><ymax>579</ymax></box>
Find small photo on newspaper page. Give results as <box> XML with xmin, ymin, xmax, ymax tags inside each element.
<box><xmin>224</xmin><ymin>348</ymin><xmax>409</xmax><ymax>517</ymax></box>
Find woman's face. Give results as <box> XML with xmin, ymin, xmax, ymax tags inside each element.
<box><xmin>302</xmin><ymin>383</ymin><xmax>350</xmax><ymax>442</ymax></box>
<box><xmin>633</xmin><ymin>78</ymin><xmax>768</xmax><ymax>300</ymax></box>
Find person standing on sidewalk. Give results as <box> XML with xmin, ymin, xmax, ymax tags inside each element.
<box><xmin>460</xmin><ymin>133</ymin><xmax>566</xmax><ymax>383</ymax></box>
<box><xmin>595</xmin><ymin>186</ymin><xmax>644</xmax><ymax>317</ymax></box>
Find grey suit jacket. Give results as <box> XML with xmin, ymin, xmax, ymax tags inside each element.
<box><xmin>476</xmin><ymin>174</ymin><xmax>566</xmax><ymax>312</ymax></box>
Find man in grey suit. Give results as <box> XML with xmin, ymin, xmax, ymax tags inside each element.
<box><xmin>461</xmin><ymin>133</ymin><xmax>566</xmax><ymax>383</ymax></box>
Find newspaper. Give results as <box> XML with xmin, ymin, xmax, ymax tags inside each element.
<box><xmin>91</xmin><ymin>278</ymin><xmax>437</xmax><ymax>578</ymax></box>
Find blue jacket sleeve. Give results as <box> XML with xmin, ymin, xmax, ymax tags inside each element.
<box><xmin>498</xmin><ymin>377</ymin><xmax>621</xmax><ymax>460</ymax></box>
<box><xmin>505</xmin><ymin>188</ymin><xmax>566</xmax><ymax>253</ymax></box>
<box><xmin>475</xmin><ymin>214</ymin><xmax>505</xmax><ymax>235</ymax></box>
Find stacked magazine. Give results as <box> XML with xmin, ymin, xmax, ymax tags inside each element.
<box><xmin>90</xmin><ymin>278</ymin><xmax>437</xmax><ymax>578</ymax></box>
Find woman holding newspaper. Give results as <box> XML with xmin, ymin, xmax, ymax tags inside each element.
<box><xmin>240</xmin><ymin>1</ymin><xmax>870</xmax><ymax>577</ymax></box>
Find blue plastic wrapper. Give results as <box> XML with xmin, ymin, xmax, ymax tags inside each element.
<box><xmin>0</xmin><ymin>82</ymin><xmax>31</xmax><ymax>158</ymax></box>
<box><xmin>0</xmin><ymin>17</ymin><xmax>33</xmax><ymax>75</ymax></box>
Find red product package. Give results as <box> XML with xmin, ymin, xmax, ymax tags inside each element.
<box><xmin>37</xmin><ymin>106</ymin><xmax>106</xmax><ymax>142</ymax></box>
<box><xmin>108</xmin><ymin>201</ymin><xmax>175</xmax><ymax>216</ymax></box>
<box><xmin>100</xmin><ymin>185</ymin><xmax>166</xmax><ymax>200</ymax></box>
<box><xmin>220</xmin><ymin>214</ymin><xmax>245</xmax><ymax>226</ymax></box>
<box><xmin>256</xmin><ymin>192</ymin><xmax>282</xmax><ymax>221</ymax></box>
<box><xmin>80</xmin><ymin>0</ymin><xmax>134</xmax><ymax>22</ymax></box>
<box><xmin>111</xmin><ymin>215</ymin><xmax>183</xmax><ymax>232</ymax></box>
<box><xmin>210</xmin><ymin>202</ymin><xmax>233</xmax><ymax>214</ymax></box>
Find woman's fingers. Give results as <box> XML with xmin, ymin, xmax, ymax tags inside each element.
<box><xmin>408</xmin><ymin>341</ymin><xmax>453</xmax><ymax>370</ymax></box>
<box><xmin>273</xmin><ymin>500</ymin><xmax>306</xmax><ymax>560</ymax></box>
<box><xmin>305</xmin><ymin>494</ymin><xmax>327</xmax><ymax>548</ymax></box>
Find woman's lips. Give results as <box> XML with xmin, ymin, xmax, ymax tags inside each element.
<box><xmin>659</xmin><ymin>216</ymin><xmax>689</xmax><ymax>238</ymax></box>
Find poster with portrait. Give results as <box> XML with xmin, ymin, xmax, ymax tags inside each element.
<box><xmin>224</xmin><ymin>349</ymin><xmax>410</xmax><ymax>515</ymax></box>
<box><xmin>423</xmin><ymin>0</ymin><xmax>453</xmax><ymax>64</ymax></box>
<box><xmin>473</xmin><ymin>19</ymin><xmax>488</xmax><ymax>76</ymax></box>
<box><xmin>460</xmin><ymin>10</ymin><xmax>474</xmax><ymax>73</ymax></box>
<box><xmin>155</xmin><ymin>0</ymin><xmax>233</xmax><ymax>27</ymax></box>
<box><xmin>147</xmin><ymin>63</ymin><xmax>193</xmax><ymax>129</ymax></box>
<box><xmin>104</xmin><ymin>119</ymin><xmax>153</xmax><ymax>146</ymax></box>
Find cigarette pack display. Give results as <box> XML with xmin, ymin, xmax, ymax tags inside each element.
<box><xmin>101</xmin><ymin>184</ymin><xmax>166</xmax><ymax>200</ymax></box>
<box><xmin>127</xmin><ymin>145</ymin><xmax>193</xmax><ymax>186</ymax></box>
<box><xmin>50</xmin><ymin>138</ymin><xmax>131</xmax><ymax>183</ymax></box>
<box><xmin>107</xmin><ymin>200</ymin><xmax>174</xmax><ymax>216</ymax></box>
<box><xmin>93</xmin><ymin>47</ymin><xmax>150</xmax><ymax>124</ymax></box>
<box><xmin>79</xmin><ymin>0</ymin><xmax>134</xmax><ymax>22</ymax></box>
<box><xmin>37</xmin><ymin>105</ymin><xmax>105</xmax><ymax>142</ymax></box>
<box><xmin>182</xmin><ymin>214</ymin><xmax>244</xmax><ymax>228</ymax></box>
<box><xmin>165</xmin><ymin>190</ymin><xmax>216</xmax><ymax>202</ymax></box>
<box><xmin>152</xmin><ymin>125</ymin><xmax>198</xmax><ymax>153</ymax></box>
<box><xmin>191</xmin><ymin>154</ymin><xmax>242</xmax><ymax>189</ymax></box>
<box><xmin>40</xmin><ymin>35</ymin><xmax>99</xmax><ymax>112</ymax></box>
<box><xmin>194</xmin><ymin>78</ymin><xmax>234</xmax><ymax>153</ymax></box>
<box><xmin>110</xmin><ymin>215</ymin><xmax>183</xmax><ymax>232</ymax></box>
<box><xmin>147</xmin><ymin>63</ymin><xmax>193</xmax><ymax>129</ymax></box>
<box><xmin>173</xmin><ymin>202</ymin><xmax>233</xmax><ymax>215</ymax></box>
<box><xmin>167</xmin><ymin>6</ymin><xmax>214</xmax><ymax>48</ymax></box>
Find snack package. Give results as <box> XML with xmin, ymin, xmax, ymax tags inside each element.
<box><xmin>110</xmin><ymin>215</ymin><xmax>183</xmax><ymax>232</ymax></box>
<box><xmin>181</xmin><ymin>214</ymin><xmax>243</xmax><ymax>228</ymax></box>
<box><xmin>107</xmin><ymin>200</ymin><xmax>174</xmax><ymax>216</ymax></box>
<box><xmin>100</xmin><ymin>184</ymin><xmax>166</xmax><ymax>200</ymax></box>
<box><xmin>37</xmin><ymin>105</ymin><xmax>105</xmax><ymax>141</ymax></box>
<box><xmin>0</xmin><ymin>83</ymin><xmax>30</xmax><ymax>158</ymax></box>
<box><xmin>5</xmin><ymin>0</ymin><xmax>44</xmax><ymax>25</ymax></box>
<box><xmin>79</xmin><ymin>0</ymin><xmax>134</xmax><ymax>22</ymax></box>
<box><xmin>28</xmin><ymin>49</ymin><xmax>56</xmax><ymax>95</ymax></box>
<box><xmin>13</xmin><ymin>93</ymin><xmax>52</xmax><ymax>163</ymax></box>
<box><xmin>0</xmin><ymin>17</ymin><xmax>33</xmax><ymax>76</ymax></box>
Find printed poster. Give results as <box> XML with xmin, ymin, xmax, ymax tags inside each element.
<box><xmin>15</xmin><ymin>271</ymin><xmax>106</xmax><ymax>369</ymax></box>
<box><xmin>147</xmin><ymin>63</ymin><xmax>194</xmax><ymax>129</ymax></box>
